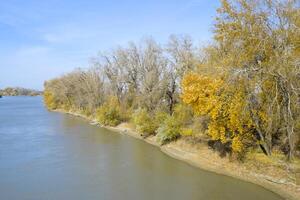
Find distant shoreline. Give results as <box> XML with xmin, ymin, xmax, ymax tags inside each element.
<box><xmin>0</xmin><ymin>94</ymin><xmax>42</xmax><ymax>96</ymax></box>
<box><xmin>0</xmin><ymin>87</ymin><xmax>43</xmax><ymax>97</ymax></box>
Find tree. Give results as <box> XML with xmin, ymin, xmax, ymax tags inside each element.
<box><xmin>165</xmin><ymin>35</ymin><xmax>197</xmax><ymax>114</ymax></box>
<box><xmin>182</xmin><ymin>0</ymin><xmax>300</xmax><ymax>159</ymax></box>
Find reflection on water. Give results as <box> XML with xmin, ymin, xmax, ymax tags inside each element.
<box><xmin>0</xmin><ymin>96</ymin><xmax>283</xmax><ymax>200</ymax></box>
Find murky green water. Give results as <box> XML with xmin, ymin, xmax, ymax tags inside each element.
<box><xmin>0</xmin><ymin>97</ymin><xmax>283</xmax><ymax>200</ymax></box>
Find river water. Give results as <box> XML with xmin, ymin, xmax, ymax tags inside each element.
<box><xmin>0</xmin><ymin>96</ymin><xmax>282</xmax><ymax>200</ymax></box>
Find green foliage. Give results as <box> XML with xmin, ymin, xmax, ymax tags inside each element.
<box><xmin>156</xmin><ymin>115</ymin><xmax>181</xmax><ymax>145</ymax></box>
<box><xmin>132</xmin><ymin>109</ymin><xmax>168</xmax><ymax>136</ymax></box>
<box><xmin>154</xmin><ymin>111</ymin><xmax>169</xmax><ymax>125</ymax></box>
<box><xmin>132</xmin><ymin>108</ymin><xmax>155</xmax><ymax>135</ymax></box>
<box><xmin>96</xmin><ymin>97</ymin><xmax>122</xmax><ymax>126</ymax></box>
<box><xmin>156</xmin><ymin>104</ymin><xmax>193</xmax><ymax>144</ymax></box>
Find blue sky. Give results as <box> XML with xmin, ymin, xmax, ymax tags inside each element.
<box><xmin>0</xmin><ymin>0</ymin><xmax>220</xmax><ymax>90</ymax></box>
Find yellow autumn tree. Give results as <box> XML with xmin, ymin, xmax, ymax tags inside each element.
<box><xmin>43</xmin><ymin>90</ymin><xmax>57</xmax><ymax>110</ymax></box>
<box><xmin>182</xmin><ymin>0</ymin><xmax>299</xmax><ymax>159</ymax></box>
<box><xmin>182</xmin><ymin>73</ymin><xmax>256</xmax><ymax>153</ymax></box>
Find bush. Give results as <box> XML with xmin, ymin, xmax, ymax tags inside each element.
<box><xmin>154</xmin><ymin>111</ymin><xmax>169</xmax><ymax>126</ymax></box>
<box><xmin>43</xmin><ymin>91</ymin><xmax>58</xmax><ymax>110</ymax></box>
<box><xmin>132</xmin><ymin>108</ymin><xmax>155</xmax><ymax>135</ymax></box>
<box><xmin>156</xmin><ymin>116</ymin><xmax>181</xmax><ymax>145</ymax></box>
<box><xmin>96</xmin><ymin>97</ymin><xmax>121</xmax><ymax>126</ymax></box>
<box><xmin>132</xmin><ymin>109</ymin><xmax>168</xmax><ymax>137</ymax></box>
<box><xmin>133</xmin><ymin>104</ymin><xmax>193</xmax><ymax>142</ymax></box>
<box><xmin>155</xmin><ymin>104</ymin><xmax>194</xmax><ymax>144</ymax></box>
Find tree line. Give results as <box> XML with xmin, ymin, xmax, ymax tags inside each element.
<box><xmin>0</xmin><ymin>87</ymin><xmax>42</xmax><ymax>96</ymax></box>
<box><xmin>44</xmin><ymin>0</ymin><xmax>299</xmax><ymax>160</ymax></box>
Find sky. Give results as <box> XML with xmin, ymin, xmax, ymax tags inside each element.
<box><xmin>0</xmin><ymin>0</ymin><xmax>220</xmax><ymax>90</ymax></box>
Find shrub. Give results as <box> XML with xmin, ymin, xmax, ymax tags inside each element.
<box><xmin>132</xmin><ymin>109</ymin><xmax>168</xmax><ymax>137</ymax></box>
<box><xmin>43</xmin><ymin>91</ymin><xmax>58</xmax><ymax>110</ymax></box>
<box><xmin>153</xmin><ymin>111</ymin><xmax>169</xmax><ymax>126</ymax></box>
<box><xmin>155</xmin><ymin>104</ymin><xmax>194</xmax><ymax>144</ymax></box>
<box><xmin>96</xmin><ymin>97</ymin><xmax>121</xmax><ymax>126</ymax></box>
<box><xmin>156</xmin><ymin>116</ymin><xmax>181</xmax><ymax>145</ymax></box>
<box><xmin>132</xmin><ymin>108</ymin><xmax>155</xmax><ymax>135</ymax></box>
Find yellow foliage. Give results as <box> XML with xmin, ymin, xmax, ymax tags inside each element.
<box><xmin>181</xmin><ymin>128</ymin><xmax>194</xmax><ymax>136</ymax></box>
<box><xmin>182</xmin><ymin>73</ymin><xmax>256</xmax><ymax>153</ymax></box>
<box><xmin>232</xmin><ymin>136</ymin><xmax>243</xmax><ymax>153</ymax></box>
<box><xmin>43</xmin><ymin>90</ymin><xmax>57</xmax><ymax>110</ymax></box>
<box><xmin>96</xmin><ymin>96</ymin><xmax>122</xmax><ymax>126</ymax></box>
<box><xmin>181</xmin><ymin>73</ymin><xmax>223</xmax><ymax>116</ymax></box>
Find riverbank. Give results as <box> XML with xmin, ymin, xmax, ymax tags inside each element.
<box><xmin>0</xmin><ymin>87</ymin><xmax>42</xmax><ymax>96</ymax></box>
<box><xmin>55</xmin><ymin>109</ymin><xmax>300</xmax><ymax>200</ymax></box>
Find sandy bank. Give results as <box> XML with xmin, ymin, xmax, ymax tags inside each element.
<box><xmin>55</xmin><ymin>109</ymin><xmax>300</xmax><ymax>200</ymax></box>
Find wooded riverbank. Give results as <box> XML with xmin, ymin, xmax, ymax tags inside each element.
<box><xmin>0</xmin><ymin>96</ymin><xmax>287</xmax><ymax>200</ymax></box>
<box><xmin>44</xmin><ymin>0</ymin><xmax>300</xmax><ymax>163</ymax></box>
<box><xmin>53</xmin><ymin>108</ymin><xmax>300</xmax><ymax>200</ymax></box>
<box><xmin>43</xmin><ymin>1</ymin><xmax>300</xmax><ymax>199</ymax></box>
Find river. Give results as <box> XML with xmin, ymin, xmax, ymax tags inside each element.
<box><xmin>0</xmin><ymin>96</ymin><xmax>283</xmax><ymax>200</ymax></box>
